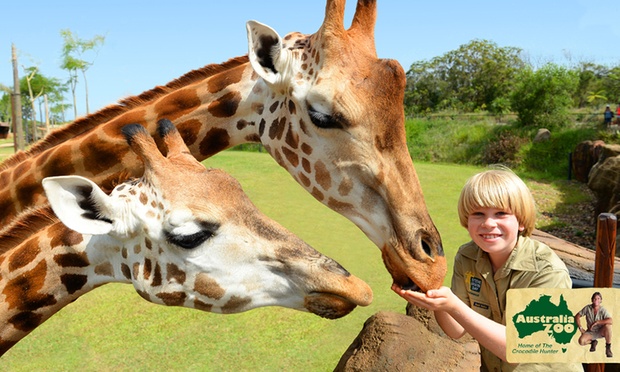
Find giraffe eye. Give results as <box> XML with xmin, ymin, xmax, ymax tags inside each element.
<box><xmin>165</xmin><ymin>221</ymin><xmax>219</xmax><ymax>249</ymax></box>
<box><xmin>307</xmin><ymin>106</ymin><xmax>343</xmax><ymax>129</ymax></box>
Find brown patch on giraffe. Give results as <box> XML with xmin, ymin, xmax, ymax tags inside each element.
<box><xmin>282</xmin><ymin>147</ymin><xmax>299</xmax><ymax>168</ymax></box>
<box><xmin>143</xmin><ymin>259</ymin><xmax>152</xmax><ymax>281</ymax></box>
<box><xmin>95</xmin><ymin>262</ymin><xmax>114</xmax><ymax>277</ymax></box>
<box><xmin>251</xmin><ymin>102</ymin><xmax>264</xmax><ymax>115</ymax></box>
<box><xmin>8</xmin><ymin>239</ymin><xmax>41</xmax><ymax>272</ymax></box>
<box><xmin>0</xmin><ymin>199</ymin><xmax>16</xmax><ymax>223</ymax></box>
<box><xmin>245</xmin><ymin>133</ymin><xmax>261</xmax><ymax>143</ymax></box>
<box><xmin>258</xmin><ymin>118</ymin><xmax>266</xmax><ymax>137</ymax></box>
<box><xmin>155</xmin><ymin>88</ymin><xmax>202</xmax><ymax>122</ymax></box>
<box><xmin>236</xmin><ymin>119</ymin><xmax>253</xmax><ymax>130</ymax></box>
<box><xmin>101</xmin><ymin>109</ymin><xmax>148</xmax><ymax>138</ymax></box>
<box><xmin>207</xmin><ymin>91</ymin><xmax>241</xmax><ymax>118</ymax></box>
<box><xmin>121</xmin><ymin>263</ymin><xmax>131</xmax><ymax>280</ymax></box>
<box><xmin>199</xmin><ymin>127</ymin><xmax>231</xmax><ymax>158</ymax></box>
<box><xmin>338</xmin><ymin>177</ymin><xmax>353</xmax><ymax>197</ymax></box>
<box><xmin>8</xmin><ymin>311</ymin><xmax>42</xmax><ymax>332</ymax></box>
<box><xmin>269</xmin><ymin>117</ymin><xmax>287</xmax><ymax>141</ymax></box>
<box><xmin>272</xmin><ymin>148</ymin><xmax>284</xmax><ymax>168</ymax></box>
<box><xmin>311</xmin><ymin>187</ymin><xmax>325</xmax><ymax>201</ymax></box>
<box><xmin>221</xmin><ymin>295</ymin><xmax>251</xmax><ymax>314</ymax></box>
<box><xmin>145</xmin><ymin>238</ymin><xmax>153</xmax><ymax>250</ymax></box>
<box><xmin>285</xmin><ymin>126</ymin><xmax>299</xmax><ymax>149</ymax></box>
<box><xmin>194</xmin><ymin>273</ymin><xmax>225</xmax><ymax>300</ymax></box>
<box><xmin>136</xmin><ymin>289</ymin><xmax>151</xmax><ymax>302</ymax></box>
<box><xmin>268</xmin><ymin>101</ymin><xmax>279</xmax><ymax>114</ymax></box>
<box><xmin>175</xmin><ymin>118</ymin><xmax>200</xmax><ymax>147</ymax></box>
<box><xmin>299</xmin><ymin>118</ymin><xmax>310</xmax><ymax>137</ymax></box>
<box><xmin>3</xmin><ymin>260</ymin><xmax>56</xmax><ymax>311</ymax></box>
<box><xmin>156</xmin><ymin>291</ymin><xmax>186</xmax><ymax>306</ymax></box>
<box><xmin>49</xmin><ymin>226</ymin><xmax>83</xmax><ymax>249</ymax></box>
<box><xmin>298</xmin><ymin>172</ymin><xmax>311</xmax><ymax>188</ymax></box>
<box><xmin>53</xmin><ymin>252</ymin><xmax>90</xmax><ymax>268</ymax></box>
<box><xmin>314</xmin><ymin>160</ymin><xmax>332</xmax><ymax>191</ymax></box>
<box><xmin>207</xmin><ymin>63</ymin><xmax>245</xmax><ymax>93</ymax></box>
<box><xmin>327</xmin><ymin>197</ymin><xmax>356</xmax><ymax>216</ymax></box>
<box><xmin>139</xmin><ymin>191</ymin><xmax>148</xmax><ymax>205</ymax></box>
<box><xmin>194</xmin><ymin>299</ymin><xmax>213</xmax><ymax>312</ymax></box>
<box><xmin>60</xmin><ymin>274</ymin><xmax>88</xmax><ymax>294</ymax></box>
<box><xmin>166</xmin><ymin>263</ymin><xmax>186</xmax><ymax>285</ymax></box>
<box><xmin>0</xmin><ymin>340</ymin><xmax>18</xmax><ymax>356</ymax></box>
<box><xmin>14</xmin><ymin>175</ymin><xmax>41</xmax><ymax>211</ymax></box>
<box><xmin>80</xmin><ymin>136</ymin><xmax>129</xmax><ymax>176</ymax></box>
<box><xmin>12</xmin><ymin>160</ymin><xmax>32</xmax><ymax>183</ymax></box>
<box><xmin>302</xmin><ymin>158</ymin><xmax>311</xmax><ymax>173</ymax></box>
<box><xmin>36</xmin><ymin>146</ymin><xmax>77</xmax><ymax>179</ymax></box>
<box><xmin>152</xmin><ymin>263</ymin><xmax>162</xmax><ymax>287</ymax></box>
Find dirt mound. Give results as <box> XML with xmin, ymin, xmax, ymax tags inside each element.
<box><xmin>335</xmin><ymin>310</ymin><xmax>480</xmax><ymax>371</ymax></box>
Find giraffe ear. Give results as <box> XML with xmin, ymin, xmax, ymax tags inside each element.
<box><xmin>42</xmin><ymin>176</ymin><xmax>116</xmax><ymax>235</ymax></box>
<box><xmin>246</xmin><ymin>20</ymin><xmax>286</xmax><ymax>85</ymax></box>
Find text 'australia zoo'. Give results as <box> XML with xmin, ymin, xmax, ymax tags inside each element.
<box><xmin>514</xmin><ymin>314</ymin><xmax>575</xmax><ymax>334</ymax></box>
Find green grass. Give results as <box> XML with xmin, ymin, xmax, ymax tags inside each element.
<box><xmin>0</xmin><ymin>150</ymin><xmax>481</xmax><ymax>371</ymax></box>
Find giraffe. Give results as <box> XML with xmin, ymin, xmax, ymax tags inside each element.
<box><xmin>0</xmin><ymin>0</ymin><xmax>446</xmax><ymax>292</ymax></box>
<box><xmin>0</xmin><ymin>119</ymin><xmax>372</xmax><ymax>356</ymax></box>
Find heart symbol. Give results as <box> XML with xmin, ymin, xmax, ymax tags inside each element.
<box><xmin>562</xmin><ymin>348</ymin><xmax>567</xmax><ymax>353</ymax></box>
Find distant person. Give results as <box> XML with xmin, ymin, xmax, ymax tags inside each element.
<box><xmin>575</xmin><ymin>291</ymin><xmax>613</xmax><ymax>358</ymax></box>
<box><xmin>615</xmin><ymin>103</ymin><xmax>620</xmax><ymax>125</ymax></box>
<box><xmin>392</xmin><ymin>168</ymin><xmax>583</xmax><ymax>371</ymax></box>
<box><xmin>604</xmin><ymin>105</ymin><xmax>614</xmax><ymax>127</ymax></box>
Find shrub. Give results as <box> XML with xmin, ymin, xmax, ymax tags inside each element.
<box><xmin>510</xmin><ymin>64</ymin><xmax>578</xmax><ymax>129</ymax></box>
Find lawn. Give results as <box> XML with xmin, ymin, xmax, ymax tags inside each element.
<box><xmin>0</xmin><ymin>150</ymin><xmax>480</xmax><ymax>371</ymax></box>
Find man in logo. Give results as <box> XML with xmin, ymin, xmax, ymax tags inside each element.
<box><xmin>575</xmin><ymin>291</ymin><xmax>613</xmax><ymax>357</ymax></box>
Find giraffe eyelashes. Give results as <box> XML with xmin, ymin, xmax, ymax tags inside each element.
<box><xmin>165</xmin><ymin>221</ymin><xmax>220</xmax><ymax>249</ymax></box>
<box><xmin>307</xmin><ymin>106</ymin><xmax>343</xmax><ymax>129</ymax></box>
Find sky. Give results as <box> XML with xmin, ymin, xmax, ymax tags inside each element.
<box><xmin>2</xmin><ymin>0</ymin><xmax>620</xmax><ymax>120</ymax></box>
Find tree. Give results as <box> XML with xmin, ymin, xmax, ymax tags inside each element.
<box><xmin>60</xmin><ymin>29</ymin><xmax>105</xmax><ymax>118</ymax></box>
<box><xmin>405</xmin><ymin>39</ymin><xmax>526</xmax><ymax>113</ymax></box>
<box><xmin>18</xmin><ymin>68</ymin><xmax>65</xmax><ymax>141</ymax></box>
<box><xmin>510</xmin><ymin>64</ymin><xmax>578</xmax><ymax>128</ymax></box>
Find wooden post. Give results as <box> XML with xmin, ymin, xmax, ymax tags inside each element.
<box><xmin>588</xmin><ymin>213</ymin><xmax>617</xmax><ymax>372</ymax></box>
<box><xmin>593</xmin><ymin>213</ymin><xmax>617</xmax><ymax>287</ymax></box>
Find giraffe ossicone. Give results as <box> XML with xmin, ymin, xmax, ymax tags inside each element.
<box><xmin>0</xmin><ymin>119</ymin><xmax>372</xmax><ymax>355</ymax></box>
<box><xmin>0</xmin><ymin>0</ymin><xmax>445</xmax><ymax>293</ymax></box>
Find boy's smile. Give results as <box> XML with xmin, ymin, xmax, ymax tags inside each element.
<box><xmin>467</xmin><ymin>207</ymin><xmax>524</xmax><ymax>268</ymax></box>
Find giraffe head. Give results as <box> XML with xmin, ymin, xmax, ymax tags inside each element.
<box><xmin>245</xmin><ymin>0</ymin><xmax>446</xmax><ymax>291</ymax></box>
<box><xmin>42</xmin><ymin>120</ymin><xmax>372</xmax><ymax>319</ymax></box>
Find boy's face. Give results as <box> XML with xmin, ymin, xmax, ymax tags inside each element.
<box><xmin>467</xmin><ymin>207</ymin><xmax>523</xmax><ymax>258</ymax></box>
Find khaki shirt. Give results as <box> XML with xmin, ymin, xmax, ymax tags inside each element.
<box><xmin>577</xmin><ymin>303</ymin><xmax>611</xmax><ymax>333</ymax></box>
<box><xmin>452</xmin><ymin>236</ymin><xmax>583</xmax><ymax>372</ymax></box>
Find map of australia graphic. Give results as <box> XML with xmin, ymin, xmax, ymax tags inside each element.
<box><xmin>512</xmin><ymin>294</ymin><xmax>576</xmax><ymax>344</ymax></box>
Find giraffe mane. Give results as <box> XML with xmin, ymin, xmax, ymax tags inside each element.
<box><xmin>0</xmin><ymin>55</ymin><xmax>250</xmax><ymax>171</ymax></box>
<box><xmin>0</xmin><ymin>205</ymin><xmax>58</xmax><ymax>256</ymax></box>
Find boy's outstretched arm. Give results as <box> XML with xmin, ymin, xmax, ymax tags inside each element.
<box><xmin>392</xmin><ymin>285</ymin><xmax>508</xmax><ymax>362</ymax></box>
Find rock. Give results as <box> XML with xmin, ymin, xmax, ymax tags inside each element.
<box><xmin>572</xmin><ymin>140</ymin><xmax>605</xmax><ymax>183</ymax></box>
<box><xmin>334</xmin><ymin>311</ymin><xmax>480</xmax><ymax>371</ymax></box>
<box><xmin>533</xmin><ymin>128</ymin><xmax>551</xmax><ymax>142</ymax></box>
<box><xmin>588</xmin><ymin>145</ymin><xmax>620</xmax><ymax>216</ymax></box>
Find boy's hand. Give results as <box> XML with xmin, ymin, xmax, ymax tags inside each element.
<box><xmin>391</xmin><ymin>284</ymin><xmax>457</xmax><ymax>312</ymax></box>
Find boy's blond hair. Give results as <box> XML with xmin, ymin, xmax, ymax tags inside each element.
<box><xmin>457</xmin><ymin>168</ymin><xmax>536</xmax><ymax>236</ymax></box>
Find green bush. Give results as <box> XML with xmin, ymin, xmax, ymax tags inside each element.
<box><xmin>405</xmin><ymin>116</ymin><xmax>599</xmax><ymax>180</ymax></box>
<box><xmin>510</xmin><ymin>64</ymin><xmax>578</xmax><ymax>129</ymax></box>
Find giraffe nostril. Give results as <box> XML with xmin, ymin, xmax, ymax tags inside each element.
<box><xmin>421</xmin><ymin>239</ymin><xmax>432</xmax><ymax>258</ymax></box>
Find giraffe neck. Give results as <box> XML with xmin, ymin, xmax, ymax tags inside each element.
<box><xmin>0</xmin><ymin>56</ymin><xmax>266</xmax><ymax>224</ymax></box>
<box><xmin>0</xmin><ymin>207</ymin><xmax>122</xmax><ymax>355</ymax></box>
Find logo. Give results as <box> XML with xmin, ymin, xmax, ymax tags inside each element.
<box><xmin>470</xmin><ymin>277</ymin><xmax>482</xmax><ymax>293</ymax></box>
